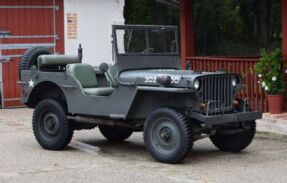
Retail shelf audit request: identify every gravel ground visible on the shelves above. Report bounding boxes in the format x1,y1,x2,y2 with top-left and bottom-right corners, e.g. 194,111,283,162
0,108,287,183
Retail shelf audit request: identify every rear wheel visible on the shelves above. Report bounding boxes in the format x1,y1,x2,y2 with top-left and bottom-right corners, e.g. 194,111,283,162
144,108,192,164
33,99,73,150
99,125,133,142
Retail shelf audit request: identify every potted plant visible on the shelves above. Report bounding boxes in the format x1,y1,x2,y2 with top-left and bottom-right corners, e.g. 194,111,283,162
254,48,285,114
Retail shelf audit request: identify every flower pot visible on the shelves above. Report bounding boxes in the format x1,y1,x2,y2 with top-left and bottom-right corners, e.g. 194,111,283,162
267,95,283,114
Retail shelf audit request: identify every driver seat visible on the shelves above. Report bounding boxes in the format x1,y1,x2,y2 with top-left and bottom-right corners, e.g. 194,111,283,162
66,63,114,96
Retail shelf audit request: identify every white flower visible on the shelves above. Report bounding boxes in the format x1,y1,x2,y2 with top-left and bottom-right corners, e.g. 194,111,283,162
258,74,262,78
285,69,287,74
265,86,269,91
272,76,277,81
261,81,266,87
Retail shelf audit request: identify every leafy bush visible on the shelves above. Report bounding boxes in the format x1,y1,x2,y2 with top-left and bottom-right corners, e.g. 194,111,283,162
254,49,284,95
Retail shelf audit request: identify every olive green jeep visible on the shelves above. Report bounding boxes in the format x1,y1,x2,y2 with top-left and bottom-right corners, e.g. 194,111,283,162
19,25,262,164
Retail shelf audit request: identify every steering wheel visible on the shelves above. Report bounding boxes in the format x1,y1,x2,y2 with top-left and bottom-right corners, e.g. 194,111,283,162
141,48,155,54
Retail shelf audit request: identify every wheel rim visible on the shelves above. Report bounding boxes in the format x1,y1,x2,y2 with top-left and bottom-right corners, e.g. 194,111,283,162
150,117,180,155
39,111,60,138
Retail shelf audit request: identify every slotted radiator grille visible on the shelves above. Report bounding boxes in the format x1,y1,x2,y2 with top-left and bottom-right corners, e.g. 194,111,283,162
200,76,234,111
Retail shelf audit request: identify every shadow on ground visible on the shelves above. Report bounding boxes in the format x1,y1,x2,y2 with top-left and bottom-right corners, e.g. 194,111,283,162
77,137,253,165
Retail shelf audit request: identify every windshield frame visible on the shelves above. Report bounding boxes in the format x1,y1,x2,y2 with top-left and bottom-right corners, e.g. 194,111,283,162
112,25,180,56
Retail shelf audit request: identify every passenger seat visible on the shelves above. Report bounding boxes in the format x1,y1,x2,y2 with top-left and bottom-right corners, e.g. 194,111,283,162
66,63,114,96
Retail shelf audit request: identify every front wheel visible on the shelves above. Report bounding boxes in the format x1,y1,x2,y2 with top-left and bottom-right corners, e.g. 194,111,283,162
33,99,73,150
210,121,256,152
144,108,192,164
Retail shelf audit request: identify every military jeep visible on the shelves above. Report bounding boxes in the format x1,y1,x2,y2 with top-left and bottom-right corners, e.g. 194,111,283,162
19,25,262,164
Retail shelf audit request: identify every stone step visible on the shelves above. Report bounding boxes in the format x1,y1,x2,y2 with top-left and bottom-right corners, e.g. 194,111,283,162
257,113,287,135
263,113,287,120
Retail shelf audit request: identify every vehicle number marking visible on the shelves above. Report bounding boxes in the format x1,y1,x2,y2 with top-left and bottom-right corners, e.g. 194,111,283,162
144,76,157,83
144,75,181,84
171,77,180,84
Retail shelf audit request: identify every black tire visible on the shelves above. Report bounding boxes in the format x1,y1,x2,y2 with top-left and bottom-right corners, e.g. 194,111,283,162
144,108,192,164
99,125,133,142
32,99,73,150
210,121,256,152
19,47,51,79
210,100,256,152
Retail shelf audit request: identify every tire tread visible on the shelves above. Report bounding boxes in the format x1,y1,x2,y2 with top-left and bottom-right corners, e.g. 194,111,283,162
32,99,73,150
210,121,256,152
144,107,193,164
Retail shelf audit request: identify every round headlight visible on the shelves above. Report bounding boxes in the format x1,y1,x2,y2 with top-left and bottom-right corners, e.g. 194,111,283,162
231,77,237,87
194,79,200,90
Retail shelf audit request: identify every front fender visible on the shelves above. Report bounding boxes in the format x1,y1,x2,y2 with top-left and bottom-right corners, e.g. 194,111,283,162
125,86,196,119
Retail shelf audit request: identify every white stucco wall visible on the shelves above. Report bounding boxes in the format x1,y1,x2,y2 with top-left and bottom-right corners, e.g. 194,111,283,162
64,0,125,66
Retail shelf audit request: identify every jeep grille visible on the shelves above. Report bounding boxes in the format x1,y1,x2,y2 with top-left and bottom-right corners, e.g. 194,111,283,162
199,75,234,113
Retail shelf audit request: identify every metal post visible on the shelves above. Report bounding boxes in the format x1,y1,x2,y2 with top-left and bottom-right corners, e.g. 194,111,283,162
0,39,3,108
180,0,195,69
53,0,57,53
282,0,287,111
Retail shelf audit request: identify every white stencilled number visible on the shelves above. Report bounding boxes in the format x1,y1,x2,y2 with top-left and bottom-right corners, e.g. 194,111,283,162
144,75,181,84
171,77,180,84
144,76,157,83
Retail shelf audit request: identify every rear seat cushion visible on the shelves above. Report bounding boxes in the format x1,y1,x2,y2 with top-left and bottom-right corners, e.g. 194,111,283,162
38,55,80,66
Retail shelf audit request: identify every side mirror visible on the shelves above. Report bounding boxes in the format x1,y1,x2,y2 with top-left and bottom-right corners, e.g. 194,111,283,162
99,63,109,73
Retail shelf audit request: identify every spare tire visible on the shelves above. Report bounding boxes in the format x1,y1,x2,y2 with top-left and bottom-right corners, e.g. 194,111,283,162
19,47,52,80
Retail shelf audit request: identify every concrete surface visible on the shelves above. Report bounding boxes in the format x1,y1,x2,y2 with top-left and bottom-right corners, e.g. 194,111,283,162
0,108,287,183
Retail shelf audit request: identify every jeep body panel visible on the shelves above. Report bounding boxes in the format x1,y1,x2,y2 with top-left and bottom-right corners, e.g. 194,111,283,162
118,69,241,88
21,69,196,120
21,70,136,119
21,68,261,124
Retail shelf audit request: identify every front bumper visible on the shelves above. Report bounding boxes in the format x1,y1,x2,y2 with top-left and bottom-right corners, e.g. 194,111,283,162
190,111,262,127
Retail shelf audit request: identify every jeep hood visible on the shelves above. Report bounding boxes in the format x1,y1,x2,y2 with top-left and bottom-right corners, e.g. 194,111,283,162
118,69,239,88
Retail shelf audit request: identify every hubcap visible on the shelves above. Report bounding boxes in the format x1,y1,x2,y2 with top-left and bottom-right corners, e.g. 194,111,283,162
151,117,180,154
40,112,60,137
159,127,172,143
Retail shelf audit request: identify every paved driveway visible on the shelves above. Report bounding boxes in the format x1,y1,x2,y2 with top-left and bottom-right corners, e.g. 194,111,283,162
0,108,287,183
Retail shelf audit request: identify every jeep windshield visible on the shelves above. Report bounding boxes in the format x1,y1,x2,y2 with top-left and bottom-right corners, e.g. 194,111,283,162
112,25,181,72
114,25,179,55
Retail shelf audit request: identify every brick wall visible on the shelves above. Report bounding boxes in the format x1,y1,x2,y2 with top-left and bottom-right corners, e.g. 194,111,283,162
67,13,77,39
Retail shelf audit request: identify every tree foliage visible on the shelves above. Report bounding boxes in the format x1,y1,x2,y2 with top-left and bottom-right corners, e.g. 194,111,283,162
124,0,281,56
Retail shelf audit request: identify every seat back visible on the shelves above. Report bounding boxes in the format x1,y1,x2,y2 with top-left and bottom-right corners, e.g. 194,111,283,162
106,64,117,87
66,64,98,88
